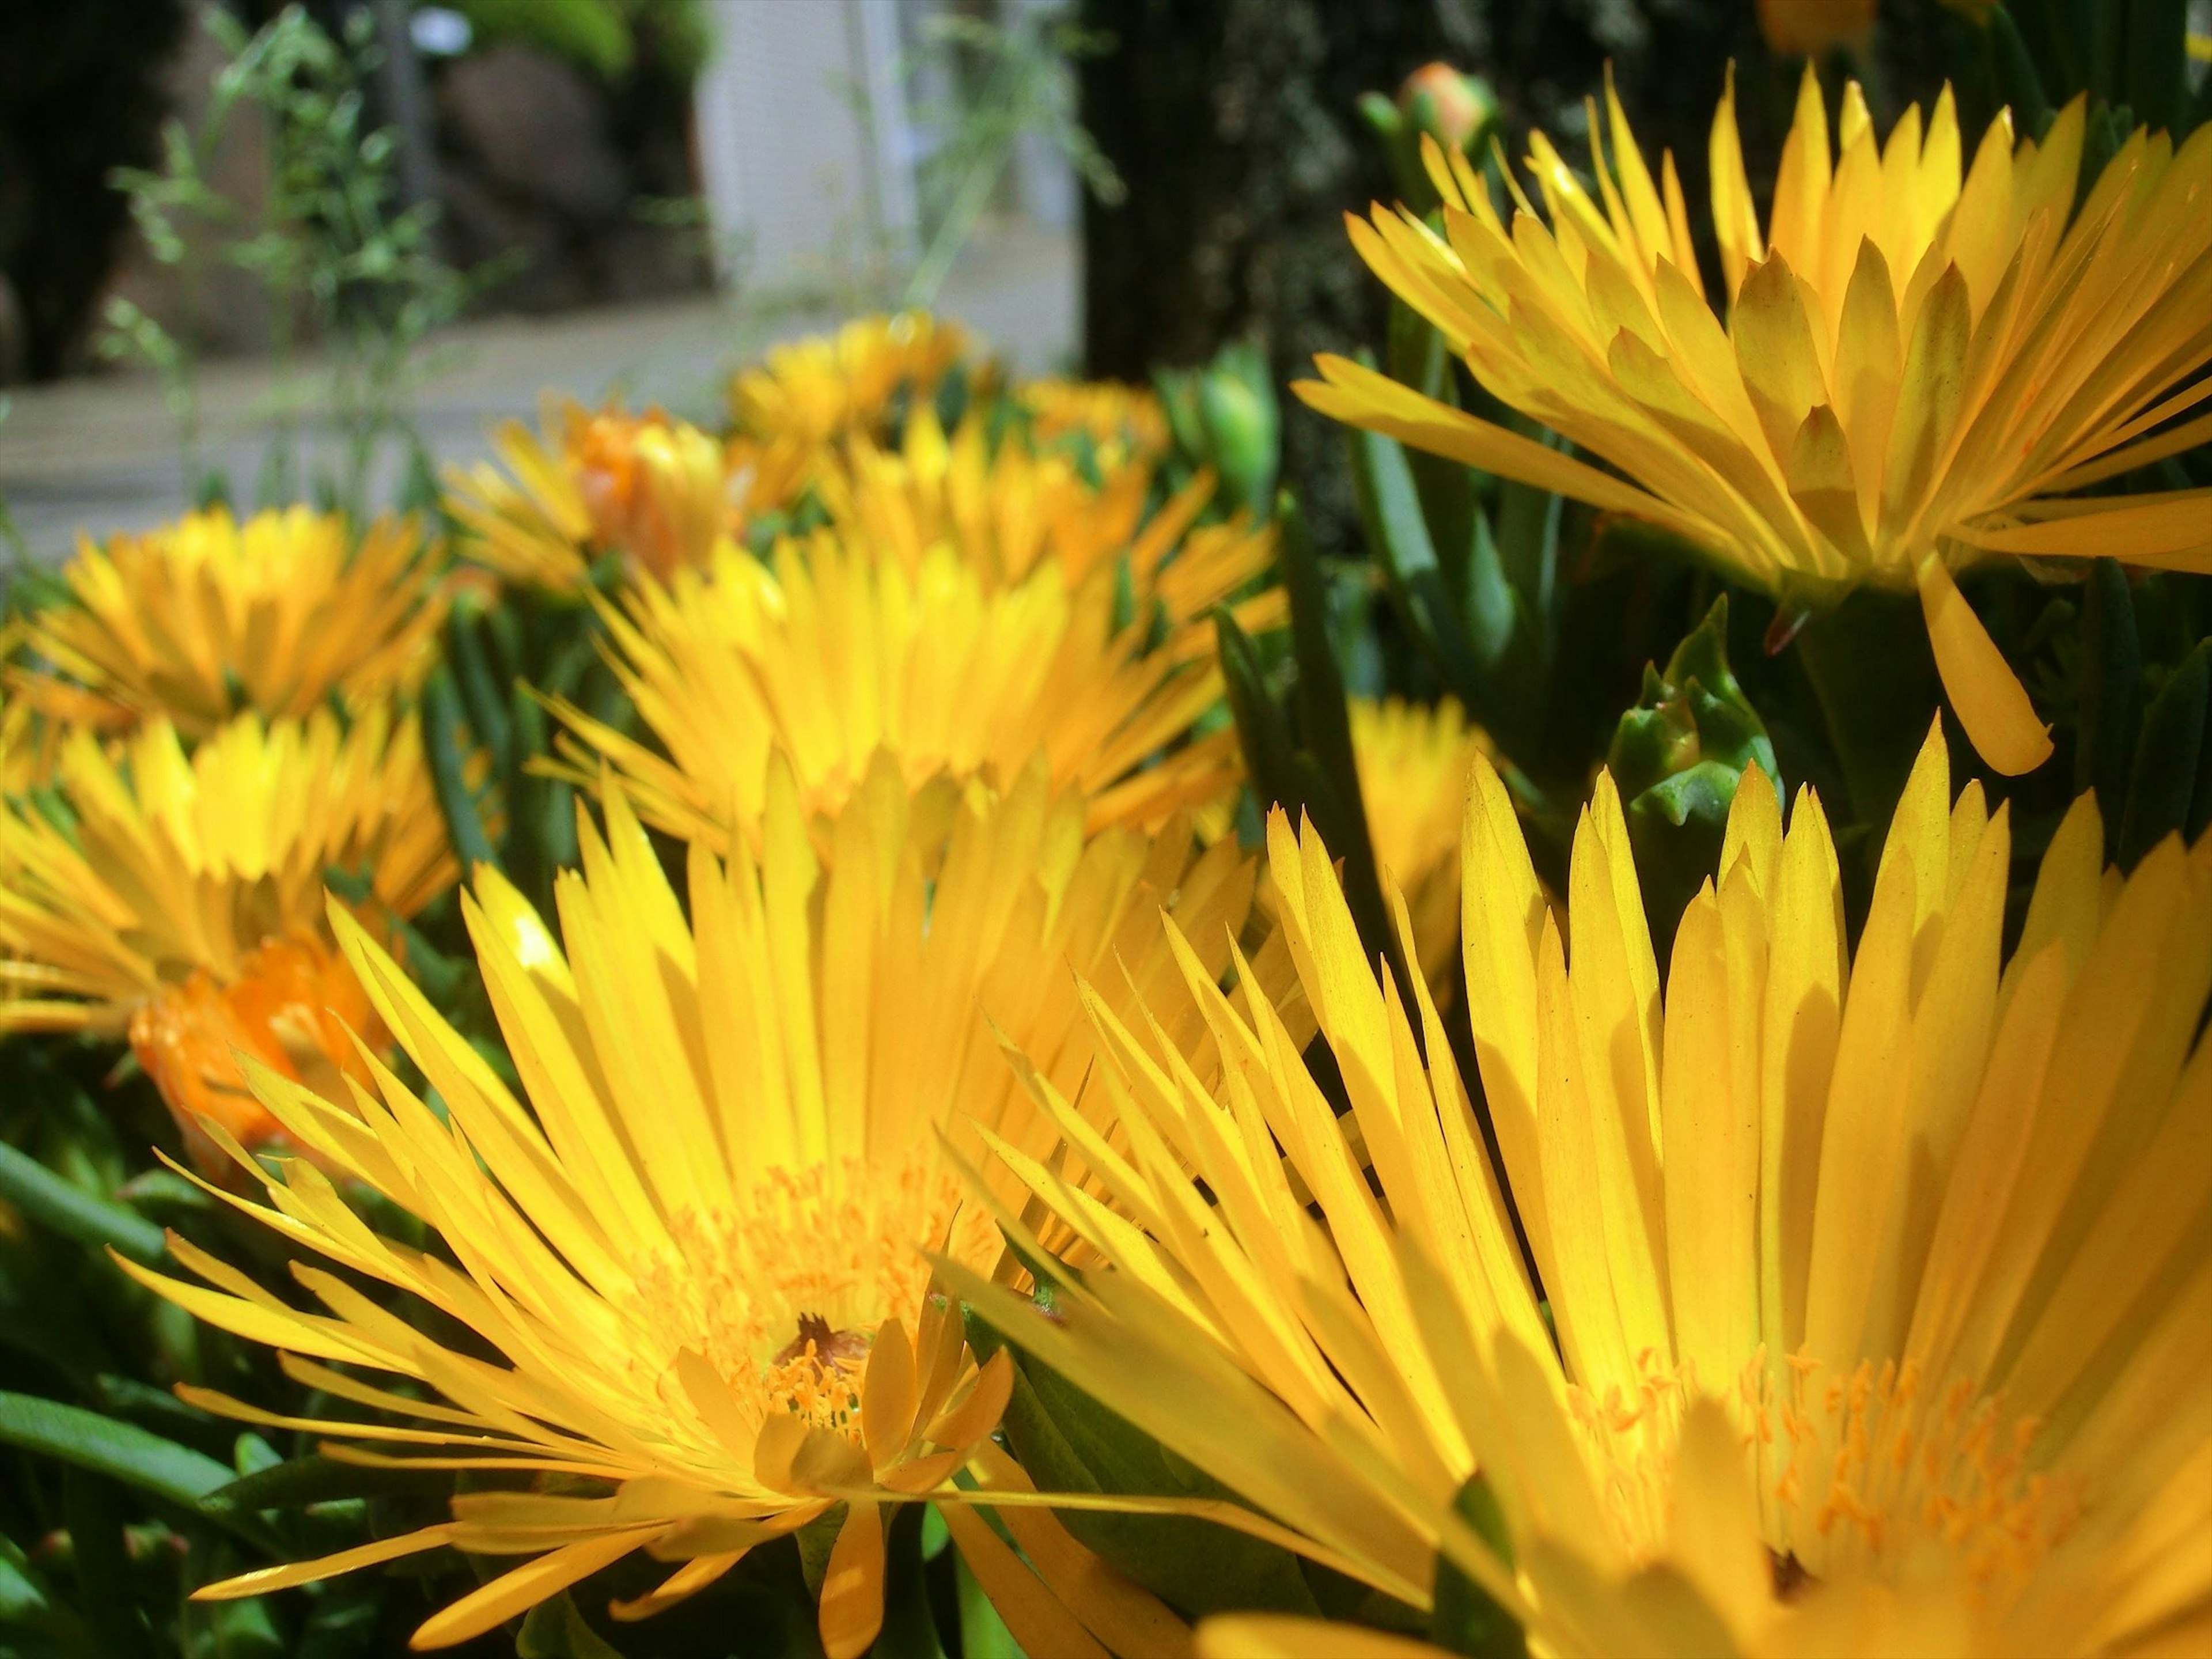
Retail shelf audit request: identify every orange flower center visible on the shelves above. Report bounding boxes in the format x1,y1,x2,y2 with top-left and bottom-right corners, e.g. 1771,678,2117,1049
1566,1350,2083,1614
628,1149,993,1437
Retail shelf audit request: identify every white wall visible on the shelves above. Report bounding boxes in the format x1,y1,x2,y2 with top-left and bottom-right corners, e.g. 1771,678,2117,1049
691,0,922,294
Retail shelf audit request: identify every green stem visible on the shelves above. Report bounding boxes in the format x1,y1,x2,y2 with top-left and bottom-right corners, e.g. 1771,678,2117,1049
1790,589,1941,846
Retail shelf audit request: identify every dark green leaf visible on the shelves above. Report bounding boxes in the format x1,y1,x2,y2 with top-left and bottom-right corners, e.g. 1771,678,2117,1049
63,1469,150,1657
2118,638,2210,868
0,1533,97,1657
953,1550,1021,1659
517,1591,627,1658
1430,1476,1525,1659
422,666,502,877
0,1139,166,1266
967,1312,1321,1620
1345,413,1488,702
1988,6,2053,135
2075,558,2141,853
200,1452,457,1516
1215,607,1301,817
443,610,514,781
0,1391,265,1546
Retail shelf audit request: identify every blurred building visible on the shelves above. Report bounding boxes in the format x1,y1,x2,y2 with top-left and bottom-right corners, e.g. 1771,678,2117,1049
691,0,1077,297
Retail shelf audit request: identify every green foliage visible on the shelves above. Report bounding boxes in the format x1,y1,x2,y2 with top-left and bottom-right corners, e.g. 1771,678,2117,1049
1357,63,1502,217
99,5,505,517
900,7,1123,312
965,1304,1324,1620
1429,1478,1524,1659
1976,0,2207,136
1607,597,1779,946
1157,340,1279,520
450,0,711,84
1217,495,1412,999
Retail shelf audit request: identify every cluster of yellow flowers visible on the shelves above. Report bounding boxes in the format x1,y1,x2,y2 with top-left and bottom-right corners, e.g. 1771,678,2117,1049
0,311,1312,1653
1,61,2206,1659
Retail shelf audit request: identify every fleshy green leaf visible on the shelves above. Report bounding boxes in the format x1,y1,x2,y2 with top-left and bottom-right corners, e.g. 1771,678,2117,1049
0,1391,264,1546
0,1140,166,1266
2119,638,2210,868
1430,1476,1525,1659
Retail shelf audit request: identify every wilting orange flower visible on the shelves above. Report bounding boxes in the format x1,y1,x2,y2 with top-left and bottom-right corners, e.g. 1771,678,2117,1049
129,935,387,1176
1758,0,1876,55
9,506,444,736
0,707,456,1036
447,399,806,592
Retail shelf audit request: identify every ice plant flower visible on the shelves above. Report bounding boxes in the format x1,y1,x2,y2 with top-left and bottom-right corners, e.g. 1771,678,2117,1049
951,722,2212,1656
1350,694,1493,988
9,506,444,736
0,707,455,1035
446,399,806,592
1300,71,2212,774
815,406,1283,630
548,535,1251,851
0,695,59,796
1018,376,1175,464
730,312,977,448
125,763,1281,1653
0,707,455,1169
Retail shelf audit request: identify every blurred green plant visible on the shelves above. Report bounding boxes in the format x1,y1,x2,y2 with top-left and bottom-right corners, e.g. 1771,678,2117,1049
1607,596,1779,952
900,5,1124,310
1959,0,2212,137
449,0,710,84
1357,61,1501,217
99,5,509,519
1156,339,1279,520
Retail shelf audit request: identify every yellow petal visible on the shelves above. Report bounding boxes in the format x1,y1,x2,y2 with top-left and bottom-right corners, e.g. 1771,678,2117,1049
818,1501,888,1659
409,1529,656,1650
1916,554,2053,775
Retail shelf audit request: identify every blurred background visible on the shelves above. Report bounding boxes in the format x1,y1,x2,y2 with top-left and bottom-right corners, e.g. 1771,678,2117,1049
0,0,2191,556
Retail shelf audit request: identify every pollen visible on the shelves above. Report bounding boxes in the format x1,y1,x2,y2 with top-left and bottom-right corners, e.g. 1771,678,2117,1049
627,1147,991,1438
1561,1350,2082,1618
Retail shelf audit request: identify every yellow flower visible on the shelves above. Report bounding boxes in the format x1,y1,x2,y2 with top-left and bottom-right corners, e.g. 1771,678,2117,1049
447,399,804,592
815,406,1282,630
0,695,62,796
0,707,456,1036
547,535,1249,851
1300,72,2212,774
730,312,978,448
126,763,1279,1653
8,506,444,736
951,721,2212,1656
1350,694,1494,989
1018,376,1174,464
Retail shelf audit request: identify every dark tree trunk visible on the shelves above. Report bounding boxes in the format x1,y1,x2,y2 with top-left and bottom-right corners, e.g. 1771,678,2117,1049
0,2,189,382
1078,0,1467,547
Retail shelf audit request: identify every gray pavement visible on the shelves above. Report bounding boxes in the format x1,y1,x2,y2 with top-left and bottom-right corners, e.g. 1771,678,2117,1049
0,222,1076,560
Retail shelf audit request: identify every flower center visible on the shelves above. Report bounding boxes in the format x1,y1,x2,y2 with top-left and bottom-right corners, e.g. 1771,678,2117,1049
626,1149,990,1438
1565,1351,2084,1615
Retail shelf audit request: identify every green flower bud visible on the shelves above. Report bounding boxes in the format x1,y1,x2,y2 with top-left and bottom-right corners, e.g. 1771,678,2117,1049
1607,595,1778,944
1195,346,1279,516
